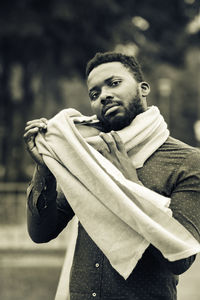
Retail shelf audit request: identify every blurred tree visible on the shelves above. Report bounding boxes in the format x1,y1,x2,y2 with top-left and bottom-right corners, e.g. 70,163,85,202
0,0,199,181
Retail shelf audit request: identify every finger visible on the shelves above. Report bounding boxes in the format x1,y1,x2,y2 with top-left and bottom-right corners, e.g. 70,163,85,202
27,146,45,165
25,122,47,132
98,148,111,159
99,132,117,153
110,131,126,153
40,118,48,123
23,127,39,143
26,137,35,150
26,118,48,126
27,118,48,124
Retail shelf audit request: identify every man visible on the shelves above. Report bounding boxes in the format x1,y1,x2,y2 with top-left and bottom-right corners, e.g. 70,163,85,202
24,52,200,300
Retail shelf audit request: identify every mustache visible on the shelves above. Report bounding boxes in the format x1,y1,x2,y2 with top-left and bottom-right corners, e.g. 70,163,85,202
102,100,122,115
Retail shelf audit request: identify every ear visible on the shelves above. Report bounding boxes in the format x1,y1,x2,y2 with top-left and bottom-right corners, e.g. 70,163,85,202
139,82,150,97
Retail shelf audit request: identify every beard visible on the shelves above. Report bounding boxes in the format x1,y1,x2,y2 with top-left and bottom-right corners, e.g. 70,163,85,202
100,90,146,132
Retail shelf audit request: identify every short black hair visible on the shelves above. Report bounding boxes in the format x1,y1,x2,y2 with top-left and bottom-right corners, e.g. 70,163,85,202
86,51,144,82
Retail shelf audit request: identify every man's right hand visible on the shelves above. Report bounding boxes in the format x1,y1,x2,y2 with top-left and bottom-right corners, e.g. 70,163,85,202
23,118,48,167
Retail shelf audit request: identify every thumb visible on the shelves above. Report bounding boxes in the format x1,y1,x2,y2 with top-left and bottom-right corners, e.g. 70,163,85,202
27,144,45,166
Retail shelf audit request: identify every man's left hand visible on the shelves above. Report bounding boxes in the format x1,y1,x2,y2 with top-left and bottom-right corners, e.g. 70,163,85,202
98,131,141,183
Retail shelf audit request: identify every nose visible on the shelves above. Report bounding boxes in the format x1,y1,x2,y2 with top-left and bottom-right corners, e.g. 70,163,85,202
100,88,114,104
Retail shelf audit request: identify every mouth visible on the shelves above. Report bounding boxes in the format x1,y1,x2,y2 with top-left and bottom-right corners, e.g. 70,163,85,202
103,104,120,117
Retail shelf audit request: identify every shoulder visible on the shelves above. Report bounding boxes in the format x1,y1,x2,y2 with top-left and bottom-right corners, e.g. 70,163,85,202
152,136,200,185
162,136,198,152
160,136,200,161
164,137,200,183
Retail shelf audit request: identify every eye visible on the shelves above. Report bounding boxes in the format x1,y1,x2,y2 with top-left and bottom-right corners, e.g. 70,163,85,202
110,79,121,87
89,91,99,101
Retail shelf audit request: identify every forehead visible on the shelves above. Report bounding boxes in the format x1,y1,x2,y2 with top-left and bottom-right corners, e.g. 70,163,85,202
87,61,135,89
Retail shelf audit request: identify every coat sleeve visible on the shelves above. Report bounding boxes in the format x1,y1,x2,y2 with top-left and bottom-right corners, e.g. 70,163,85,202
150,150,200,274
27,166,75,243
170,150,200,243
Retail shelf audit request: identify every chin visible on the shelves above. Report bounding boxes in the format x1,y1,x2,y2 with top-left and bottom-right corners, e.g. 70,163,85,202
108,115,132,131
100,103,145,131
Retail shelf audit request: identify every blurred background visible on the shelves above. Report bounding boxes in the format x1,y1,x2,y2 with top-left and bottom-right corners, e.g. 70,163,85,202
0,0,200,299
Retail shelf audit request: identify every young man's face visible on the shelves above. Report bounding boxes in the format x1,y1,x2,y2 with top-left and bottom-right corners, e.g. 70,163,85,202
87,61,147,131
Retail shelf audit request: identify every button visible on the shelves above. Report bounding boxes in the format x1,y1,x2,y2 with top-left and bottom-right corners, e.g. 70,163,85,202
95,263,100,268
92,292,97,297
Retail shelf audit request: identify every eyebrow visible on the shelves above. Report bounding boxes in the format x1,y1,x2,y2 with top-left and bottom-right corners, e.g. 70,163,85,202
89,76,119,93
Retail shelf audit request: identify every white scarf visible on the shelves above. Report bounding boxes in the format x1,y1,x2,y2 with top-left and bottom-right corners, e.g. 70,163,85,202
35,106,200,283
